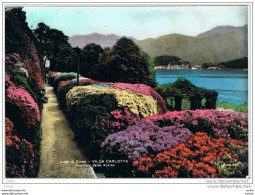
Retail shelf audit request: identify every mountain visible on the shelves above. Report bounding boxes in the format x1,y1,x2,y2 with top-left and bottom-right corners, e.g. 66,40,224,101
68,33,138,48
196,25,247,38
135,26,247,64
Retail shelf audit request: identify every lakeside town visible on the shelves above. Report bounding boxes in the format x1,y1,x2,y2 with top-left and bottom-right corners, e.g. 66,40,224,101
155,63,222,70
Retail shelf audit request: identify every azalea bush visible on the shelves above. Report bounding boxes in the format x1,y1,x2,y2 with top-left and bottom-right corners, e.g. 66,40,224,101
23,33,44,90
102,107,140,133
112,83,167,114
5,118,35,178
133,132,247,178
57,83,75,109
48,72,76,86
101,120,192,177
58,80,71,89
5,74,41,136
70,78,101,86
102,120,192,161
48,71,60,85
66,85,158,118
68,94,118,159
57,78,103,109
213,143,248,178
6,54,43,110
5,53,29,77
53,74,77,93
146,110,248,138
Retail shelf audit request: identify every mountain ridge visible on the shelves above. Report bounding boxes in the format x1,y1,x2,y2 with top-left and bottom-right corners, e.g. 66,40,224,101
196,25,247,38
68,33,138,48
136,25,247,64
68,25,248,64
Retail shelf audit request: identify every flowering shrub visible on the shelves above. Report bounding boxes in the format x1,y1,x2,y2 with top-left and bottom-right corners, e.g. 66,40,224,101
66,85,158,117
113,83,152,96
146,110,248,138
5,117,20,150
53,74,77,93
5,73,40,130
102,120,192,161
133,132,247,178
71,78,101,85
48,71,60,84
5,53,22,67
113,83,167,114
57,83,75,109
49,71,60,76
58,80,70,89
69,94,118,159
213,144,248,178
102,107,140,133
5,53,28,77
58,78,100,90
23,33,43,90
5,118,35,178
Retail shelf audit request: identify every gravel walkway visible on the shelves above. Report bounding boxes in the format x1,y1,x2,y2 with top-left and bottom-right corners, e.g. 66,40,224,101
38,84,96,178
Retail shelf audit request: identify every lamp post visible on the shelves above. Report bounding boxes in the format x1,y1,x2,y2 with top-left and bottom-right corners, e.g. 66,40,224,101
74,47,81,86
77,55,80,86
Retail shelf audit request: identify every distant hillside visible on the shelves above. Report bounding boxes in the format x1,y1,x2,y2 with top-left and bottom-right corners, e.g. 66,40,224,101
68,33,138,48
196,25,247,38
136,26,247,65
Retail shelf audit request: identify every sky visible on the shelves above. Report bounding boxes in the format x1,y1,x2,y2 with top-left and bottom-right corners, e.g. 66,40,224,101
23,6,248,40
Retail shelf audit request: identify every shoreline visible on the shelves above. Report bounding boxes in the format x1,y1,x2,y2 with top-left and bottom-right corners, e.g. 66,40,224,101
155,68,248,71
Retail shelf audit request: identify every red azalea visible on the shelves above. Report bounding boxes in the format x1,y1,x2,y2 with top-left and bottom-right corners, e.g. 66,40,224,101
134,132,247,178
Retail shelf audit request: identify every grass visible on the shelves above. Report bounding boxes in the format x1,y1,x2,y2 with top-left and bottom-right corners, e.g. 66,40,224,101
216,102,248,113
95,172,106,178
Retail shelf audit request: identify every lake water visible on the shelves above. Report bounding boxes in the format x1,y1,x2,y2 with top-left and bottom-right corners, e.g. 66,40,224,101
155,69,248,106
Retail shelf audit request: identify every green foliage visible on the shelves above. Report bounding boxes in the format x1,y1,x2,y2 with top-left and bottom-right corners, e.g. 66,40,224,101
31,126,42,177
95,173,106,178
214,144,248,178
221,57,248,69
189,93,202,110
8,72,43,111
202,57,248,69
92,37,157,87
174,96,182,111
69,94,118,159
80,43,104,78
5,8,32,59
185,118,218,138
205,90,218,109
228,126,248,141
34,23,77,72
216,102,248,113
57,83,75,109
154,55,189,66
140,50,157,87
155,78,217,111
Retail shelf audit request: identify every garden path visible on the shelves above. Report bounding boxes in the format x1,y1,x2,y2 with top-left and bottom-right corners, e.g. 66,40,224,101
38,84,96,178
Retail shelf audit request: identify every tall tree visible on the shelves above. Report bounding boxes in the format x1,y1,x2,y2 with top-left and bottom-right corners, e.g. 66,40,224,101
80,43,104,78
33,23,76,72
92,37,157,87
5,8,35,59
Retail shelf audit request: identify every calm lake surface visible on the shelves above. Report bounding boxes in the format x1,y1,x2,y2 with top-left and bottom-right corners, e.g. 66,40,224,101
155,69,248,106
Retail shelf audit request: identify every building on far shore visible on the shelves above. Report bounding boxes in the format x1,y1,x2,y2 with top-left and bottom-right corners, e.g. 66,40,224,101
154,63,203,70
207,66,221,70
